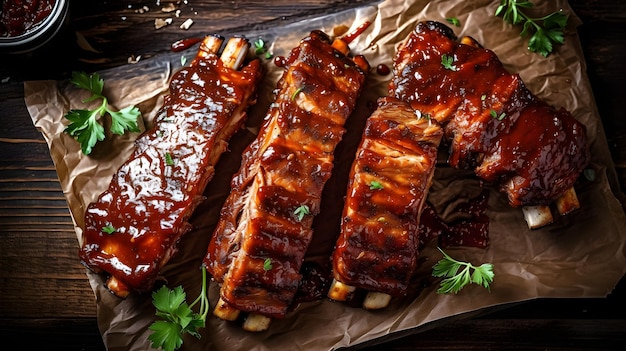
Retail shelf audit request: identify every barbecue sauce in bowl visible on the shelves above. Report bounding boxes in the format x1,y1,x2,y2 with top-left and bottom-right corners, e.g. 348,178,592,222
0,0,69,55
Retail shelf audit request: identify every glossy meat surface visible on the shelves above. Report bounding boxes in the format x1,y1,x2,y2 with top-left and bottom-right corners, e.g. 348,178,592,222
78,38,263,297
204,31,367,318
332,97,443,296
389,21,590,207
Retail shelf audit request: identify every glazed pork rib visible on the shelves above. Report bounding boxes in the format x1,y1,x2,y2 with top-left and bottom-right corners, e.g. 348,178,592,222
78,35,264,298
203,30,369,331
389,21,590,229
328,97,443,309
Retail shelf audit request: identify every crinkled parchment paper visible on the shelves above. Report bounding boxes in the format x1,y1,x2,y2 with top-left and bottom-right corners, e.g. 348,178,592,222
24,0,626,350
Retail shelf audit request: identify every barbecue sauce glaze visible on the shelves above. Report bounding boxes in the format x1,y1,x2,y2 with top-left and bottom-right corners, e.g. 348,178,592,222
390,21,590,207
79,41,263,296
204,30,368,318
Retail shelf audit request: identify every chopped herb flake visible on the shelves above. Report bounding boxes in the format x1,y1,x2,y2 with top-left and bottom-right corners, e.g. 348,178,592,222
102,224,115,234
263,258,272,271
446,17,461,27
490,109,506,120
369,180,384,190
165,152,175,166
441,54,457,71
294,205,310,221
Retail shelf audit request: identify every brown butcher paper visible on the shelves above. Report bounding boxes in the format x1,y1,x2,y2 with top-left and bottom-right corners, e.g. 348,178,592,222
24,0,626,350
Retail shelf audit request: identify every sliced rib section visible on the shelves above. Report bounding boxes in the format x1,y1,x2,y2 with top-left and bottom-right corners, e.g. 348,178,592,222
328,97,443,306
204,30,368,322
390,21,590,227
79,35,264,298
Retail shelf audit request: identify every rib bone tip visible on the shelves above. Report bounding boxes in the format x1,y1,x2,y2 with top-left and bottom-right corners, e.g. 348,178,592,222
327,278,356,301
522,205,554,230
556,187,580,216
363,291,392,310
106,276,130,299
213,297,240,321
220,37,250,70
242,313,271,332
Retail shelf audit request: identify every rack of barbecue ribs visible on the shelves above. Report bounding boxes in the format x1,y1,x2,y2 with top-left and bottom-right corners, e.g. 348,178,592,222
389,21,590,229
203,30,370,331
327,97,443,309
78,34,264,298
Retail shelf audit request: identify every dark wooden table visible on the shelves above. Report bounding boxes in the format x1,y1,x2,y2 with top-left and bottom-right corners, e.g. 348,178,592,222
1,1,624,350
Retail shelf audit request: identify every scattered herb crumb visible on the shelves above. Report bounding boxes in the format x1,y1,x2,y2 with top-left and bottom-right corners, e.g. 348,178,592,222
441,54,457,71
294,204,310,222
369,180,384,190
490,109,506,120
263,258,272,271
446,17,461,26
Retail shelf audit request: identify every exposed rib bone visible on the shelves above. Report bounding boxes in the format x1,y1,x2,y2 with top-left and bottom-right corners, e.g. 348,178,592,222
242,313,272,332
556,186,580,216
363,292,392,310
327,278,356,302
213,297,240,321
105,276,130,299
219,36,250,69
522,205,554,230
196,34,224,59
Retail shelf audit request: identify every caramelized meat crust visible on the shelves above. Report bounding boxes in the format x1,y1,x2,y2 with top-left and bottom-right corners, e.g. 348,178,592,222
204,30,368,318
332,97,443,296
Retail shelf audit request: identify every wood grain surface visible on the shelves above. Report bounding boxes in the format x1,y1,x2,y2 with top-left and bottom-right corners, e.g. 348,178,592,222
0,1,624,350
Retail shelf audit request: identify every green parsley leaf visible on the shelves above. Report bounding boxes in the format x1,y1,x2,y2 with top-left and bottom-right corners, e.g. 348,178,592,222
101,224,116,234
148,267,210,351
495,0,568,57
63,71,141,155
263,258,273,271
441,54,457,71
64,109,106,155
446,17,461,27
369,180,384,190
432,247,494,294
294,204,310,222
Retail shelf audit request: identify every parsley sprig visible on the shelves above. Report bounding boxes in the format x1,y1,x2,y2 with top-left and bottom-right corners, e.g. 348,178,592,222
495,0,568,57
63,71,141,155
148,267,210,351
432,247,494,294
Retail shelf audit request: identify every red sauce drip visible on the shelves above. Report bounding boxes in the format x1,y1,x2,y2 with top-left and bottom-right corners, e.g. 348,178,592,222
170,37,203,52
273,55,287,68
376,63,390,75
419,189,490,250
0,0,55,37
341,21,371,44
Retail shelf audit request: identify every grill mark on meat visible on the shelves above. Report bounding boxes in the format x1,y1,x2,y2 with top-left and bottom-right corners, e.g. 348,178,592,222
204,30,368,318
331,97,443,298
